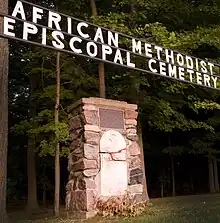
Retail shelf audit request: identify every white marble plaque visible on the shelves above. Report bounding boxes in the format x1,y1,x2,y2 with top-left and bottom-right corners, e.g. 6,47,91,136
100,154,128,196
100,130,128,197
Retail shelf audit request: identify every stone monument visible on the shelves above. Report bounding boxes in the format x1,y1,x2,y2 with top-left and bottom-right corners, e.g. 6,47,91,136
66,97,144,218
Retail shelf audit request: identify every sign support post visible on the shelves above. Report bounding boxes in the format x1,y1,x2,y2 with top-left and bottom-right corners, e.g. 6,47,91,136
0,0,8,222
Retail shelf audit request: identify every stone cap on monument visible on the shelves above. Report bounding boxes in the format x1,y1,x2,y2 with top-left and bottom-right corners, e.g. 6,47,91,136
67,97,138,113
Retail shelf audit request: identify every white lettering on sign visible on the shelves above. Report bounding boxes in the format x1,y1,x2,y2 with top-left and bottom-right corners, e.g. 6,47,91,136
208,62,214,75
48,11,61,30
2,0,220,90
23,22,38,40
94,27,104,43
165,49,174,64
114,49,123,65
12,1,26,20
200,60,207,73
77,22,89,39
4,17,15,37
126,52,135,68
155,45,163,60
108,31,119,47
42,27,47,45
67,17,72,34
102,45,112,60
168,64,177,78
149,59,157,73
178,67,185,80
212,76,217,88
204,74,211,87
69,37,82,54
52,31,64,49
160,62,166,76
186,56,193,69
145,43,152,58
132,39,142,54
86,42,98,57
187,69,194,82
32,7,43,23
177,53,184,66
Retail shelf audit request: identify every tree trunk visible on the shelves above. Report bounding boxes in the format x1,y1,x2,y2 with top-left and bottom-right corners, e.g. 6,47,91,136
54,52,60,217
99,63,106,98
137,117,149,201
90,0,97,16
189,173,194,194
90,0,106,98
171,155,176,196
27,74,39,212
0,0,9,221
43,183,46,207
213,157,219,192
208,158,215,193
161,182,164,198
27,138,39,211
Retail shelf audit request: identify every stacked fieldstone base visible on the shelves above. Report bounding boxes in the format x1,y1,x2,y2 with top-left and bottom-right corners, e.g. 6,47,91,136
66,97,144,219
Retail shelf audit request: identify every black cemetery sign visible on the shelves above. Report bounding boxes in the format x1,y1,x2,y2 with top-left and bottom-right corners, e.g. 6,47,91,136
1,0,220,90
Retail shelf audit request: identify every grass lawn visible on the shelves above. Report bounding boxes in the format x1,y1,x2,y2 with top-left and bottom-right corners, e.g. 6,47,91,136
9,193,220,223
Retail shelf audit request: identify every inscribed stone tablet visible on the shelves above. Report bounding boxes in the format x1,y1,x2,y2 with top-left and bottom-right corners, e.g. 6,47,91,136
99,108,124,129
100,154,128,197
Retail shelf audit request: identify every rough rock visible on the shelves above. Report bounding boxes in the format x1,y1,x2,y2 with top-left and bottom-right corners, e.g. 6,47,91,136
127,134,138,141
78,178,96,190
83,104,98,111
69,190,96,211
83,110,99,126
128,142,140,156
126,128,137,135
83,169,99,177
111,150,126,161
83,144,99,160
130,168,142,176
73,159,98,172
126,125,136,129
84,124,100,133
129,155,141,169
128,184,143,194
69,116,83,130
70,138,83,151
130,174,143,185
84,131,100,145
132,194,144,203
125,119,137,126
125,110,138,119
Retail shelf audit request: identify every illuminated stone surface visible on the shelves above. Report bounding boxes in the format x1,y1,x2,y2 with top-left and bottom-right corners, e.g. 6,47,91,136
66,97,143,219
100,153,128,196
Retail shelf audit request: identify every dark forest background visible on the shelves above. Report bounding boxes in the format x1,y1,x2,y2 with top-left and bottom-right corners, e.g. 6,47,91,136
6,0,220,213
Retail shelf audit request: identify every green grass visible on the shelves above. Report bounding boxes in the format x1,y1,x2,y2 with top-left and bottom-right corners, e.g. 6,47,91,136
120,193,220,223
9,193,220,223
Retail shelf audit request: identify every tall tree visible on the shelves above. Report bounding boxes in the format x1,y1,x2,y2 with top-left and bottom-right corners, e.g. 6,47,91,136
27,73,39,212
137,118,150,201
0,0,9,221
90,0,106,98
54,52,61,217
208,158,215,193
170,155,176,196
213,156,219,191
